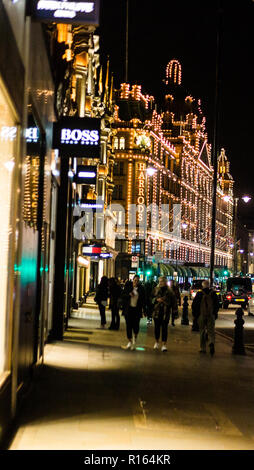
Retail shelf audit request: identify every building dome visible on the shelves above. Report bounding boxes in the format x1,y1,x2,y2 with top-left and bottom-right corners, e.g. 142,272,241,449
162,60,204,127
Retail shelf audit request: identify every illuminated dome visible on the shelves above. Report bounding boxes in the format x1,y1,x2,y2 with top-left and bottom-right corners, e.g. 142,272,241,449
162,60,204,127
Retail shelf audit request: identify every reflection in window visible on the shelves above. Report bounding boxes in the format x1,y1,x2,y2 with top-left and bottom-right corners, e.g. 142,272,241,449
23,155,40,229
0,80,17,375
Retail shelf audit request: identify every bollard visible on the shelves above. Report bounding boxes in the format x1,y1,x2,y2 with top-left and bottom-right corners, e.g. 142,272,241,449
232,307,246,355
181,296,189,325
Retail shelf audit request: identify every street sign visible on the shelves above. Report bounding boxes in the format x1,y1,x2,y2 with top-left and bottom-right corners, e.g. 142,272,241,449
79,199,104,212
131,256,139,268
75,165,97,185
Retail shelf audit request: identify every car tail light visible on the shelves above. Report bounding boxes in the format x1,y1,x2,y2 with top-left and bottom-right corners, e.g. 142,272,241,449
248,296,251,300
226,295,232,300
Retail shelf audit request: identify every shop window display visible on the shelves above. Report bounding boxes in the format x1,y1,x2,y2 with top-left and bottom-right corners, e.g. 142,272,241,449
0,79,18,376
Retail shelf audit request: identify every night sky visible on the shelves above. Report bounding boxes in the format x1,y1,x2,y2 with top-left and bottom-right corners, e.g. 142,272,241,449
98,0,254,226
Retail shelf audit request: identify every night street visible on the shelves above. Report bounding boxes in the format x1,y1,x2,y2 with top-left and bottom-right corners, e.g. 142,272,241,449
1,0,254,455
8,301,254,450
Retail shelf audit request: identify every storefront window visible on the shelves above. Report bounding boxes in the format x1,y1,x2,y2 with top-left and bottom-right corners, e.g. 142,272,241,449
0,79,18,376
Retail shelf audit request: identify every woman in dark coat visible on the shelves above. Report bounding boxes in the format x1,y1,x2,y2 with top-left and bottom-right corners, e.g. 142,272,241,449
121,275,145,350
152,276,178,351
108,278,122,330
94,276,109,328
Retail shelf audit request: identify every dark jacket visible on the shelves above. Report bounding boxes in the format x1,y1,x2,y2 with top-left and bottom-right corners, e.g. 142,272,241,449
144,280,157,315
171,284,181,306
152,285,178,320
109,283,122,309
121,281,145,317
192,288,220,319
94,282,109,304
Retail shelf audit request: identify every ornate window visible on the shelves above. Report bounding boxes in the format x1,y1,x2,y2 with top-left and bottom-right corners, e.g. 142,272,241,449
119,137,125,150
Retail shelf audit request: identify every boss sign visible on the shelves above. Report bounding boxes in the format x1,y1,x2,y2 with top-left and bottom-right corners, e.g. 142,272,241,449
61,128,99,145
53,117,101,157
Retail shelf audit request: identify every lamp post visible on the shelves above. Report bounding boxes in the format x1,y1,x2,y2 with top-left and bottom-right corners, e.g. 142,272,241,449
210,0,223,286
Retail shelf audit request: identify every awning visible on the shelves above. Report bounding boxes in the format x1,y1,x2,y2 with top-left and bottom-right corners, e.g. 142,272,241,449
203,267,210,278
172,265,185,278
159,264,168,276
166,265,175,276
198,268,206,278
159,264,174,277
190,267,198,277
179,266,189,277
184,267,193,277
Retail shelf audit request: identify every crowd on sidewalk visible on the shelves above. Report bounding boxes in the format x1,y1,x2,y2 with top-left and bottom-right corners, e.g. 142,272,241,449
94,274,220,356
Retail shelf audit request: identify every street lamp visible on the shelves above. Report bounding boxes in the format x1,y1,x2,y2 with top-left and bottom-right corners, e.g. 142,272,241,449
242,196,251,203
146,167,157,177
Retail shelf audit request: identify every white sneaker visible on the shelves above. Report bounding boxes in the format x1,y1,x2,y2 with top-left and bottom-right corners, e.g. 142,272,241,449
161,345,167,352
125,341,132,350
154,342,159,349
131,339,136,350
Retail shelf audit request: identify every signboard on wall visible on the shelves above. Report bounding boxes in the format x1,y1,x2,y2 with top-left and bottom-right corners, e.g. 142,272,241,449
75,165,97,185
53,116,101,158
29,0,100,25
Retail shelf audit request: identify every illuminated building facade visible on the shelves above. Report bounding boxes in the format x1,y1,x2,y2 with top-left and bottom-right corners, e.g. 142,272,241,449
112,61,234,280
51,23,117,317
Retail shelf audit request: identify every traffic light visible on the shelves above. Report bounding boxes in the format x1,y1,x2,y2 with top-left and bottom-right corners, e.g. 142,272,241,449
146,270,152,277
223,269,229,276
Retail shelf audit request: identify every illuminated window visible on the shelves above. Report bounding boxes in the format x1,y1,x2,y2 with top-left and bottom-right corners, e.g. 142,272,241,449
119,137,125,150
0,78,18,376
113,137,118,150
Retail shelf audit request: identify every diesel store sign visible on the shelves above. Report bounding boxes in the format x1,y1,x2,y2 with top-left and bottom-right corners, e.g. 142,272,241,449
29,1,100,25
53,116,101,158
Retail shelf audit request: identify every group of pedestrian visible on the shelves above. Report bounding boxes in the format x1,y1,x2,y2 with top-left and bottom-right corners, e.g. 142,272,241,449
94,275,220,355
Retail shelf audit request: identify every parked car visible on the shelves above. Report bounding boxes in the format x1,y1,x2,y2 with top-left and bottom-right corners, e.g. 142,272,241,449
222,277,253,310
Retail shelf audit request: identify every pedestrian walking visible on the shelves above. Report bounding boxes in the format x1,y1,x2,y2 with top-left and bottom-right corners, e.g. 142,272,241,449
152,276,178,352
121,274,145,350
108,277,122,330
144,279,157,325
192,280,220,356
170,280,181,326
94,276,109,328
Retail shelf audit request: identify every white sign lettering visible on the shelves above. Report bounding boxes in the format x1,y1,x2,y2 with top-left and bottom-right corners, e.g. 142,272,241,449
78,171,96,178
26,127,39,143
61,128,99,145
37,1,95,17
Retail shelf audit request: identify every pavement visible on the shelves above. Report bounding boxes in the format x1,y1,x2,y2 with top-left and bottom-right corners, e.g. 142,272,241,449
7,297,254,451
